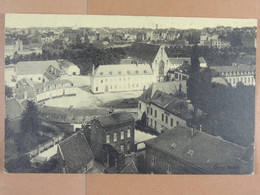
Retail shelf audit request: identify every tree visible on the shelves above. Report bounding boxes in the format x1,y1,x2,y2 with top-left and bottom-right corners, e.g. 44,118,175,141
5,85,13,98
21,100,41,134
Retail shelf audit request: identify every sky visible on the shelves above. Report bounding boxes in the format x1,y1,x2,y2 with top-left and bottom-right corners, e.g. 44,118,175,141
5,13,257,29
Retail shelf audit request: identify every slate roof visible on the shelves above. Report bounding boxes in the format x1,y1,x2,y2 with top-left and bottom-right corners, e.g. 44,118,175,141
169,57,206,66
127,43,161,64
33,79,73,93
145,125,250,174
97,112,134,127
58,132,94,173
15,60,60,75
139,80,187,102
5,98,25,120
210,65,256,74
93,63,153,77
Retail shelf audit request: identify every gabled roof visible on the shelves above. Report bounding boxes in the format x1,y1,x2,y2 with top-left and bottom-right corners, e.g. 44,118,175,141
93,63,153,77
58,60,79,69
97,112,134,128
145,125,250,174
127,43,161,64
15,60,60,75
5,98,25,120
58,132,94,173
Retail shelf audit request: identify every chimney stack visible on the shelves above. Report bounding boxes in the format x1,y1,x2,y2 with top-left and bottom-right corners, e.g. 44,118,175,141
199,124,202,132
92,65,95,76
191,125,196,137
24,90,28,100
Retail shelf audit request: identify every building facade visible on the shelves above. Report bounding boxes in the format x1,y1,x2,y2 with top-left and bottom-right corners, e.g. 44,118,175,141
91,63,156,93
90,112,135,164
210,65,256,87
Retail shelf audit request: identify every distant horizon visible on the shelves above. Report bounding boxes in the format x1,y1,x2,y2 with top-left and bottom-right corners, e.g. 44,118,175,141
6,14,257,30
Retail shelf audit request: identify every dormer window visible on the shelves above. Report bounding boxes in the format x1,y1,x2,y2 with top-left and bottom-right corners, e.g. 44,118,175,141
171,143,177,149
188,150,194,156
144,70,147,73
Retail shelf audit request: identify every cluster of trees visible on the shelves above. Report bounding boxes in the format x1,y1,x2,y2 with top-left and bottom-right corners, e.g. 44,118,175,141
187,45,255,147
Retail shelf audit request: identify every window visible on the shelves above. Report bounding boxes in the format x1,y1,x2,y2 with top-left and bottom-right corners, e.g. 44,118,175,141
38,77,41,80
144,70,147,73
161,114,164,122
147,107,149,113
150,118,153,127
96,87,98,92
118,71,121,75
150,108,153,115
171,118,173,127
127,129,131,138
106,135,110,143
101,80,103,83
113,133,117,142
100,72,103,75
166,163,171,174
154,110,157,118
151,156,156,167
121,131,124,140
248,77,250,83
154,121,157,129
139,103,142,110
135,70,139,74
120,145,124,152
127,70,130,74
109,71,112,75
165,115,168,124
176,121,179,125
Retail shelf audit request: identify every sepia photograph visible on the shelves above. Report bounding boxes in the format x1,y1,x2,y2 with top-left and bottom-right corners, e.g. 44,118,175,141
4,13,257,174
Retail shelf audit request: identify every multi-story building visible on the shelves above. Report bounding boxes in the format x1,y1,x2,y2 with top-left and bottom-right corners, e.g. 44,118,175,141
144,125,253,174
138,90,202,133
90,112,135,165
90,63,156,94
210,65,256,87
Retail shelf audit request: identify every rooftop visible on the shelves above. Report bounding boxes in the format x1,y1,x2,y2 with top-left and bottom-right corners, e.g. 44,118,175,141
93,63,153,77
127,43,161,64
210,65,256,73
145,125,251,174
5,98,25,120
58,132,94,173
97,112,134,127
15,60,60,75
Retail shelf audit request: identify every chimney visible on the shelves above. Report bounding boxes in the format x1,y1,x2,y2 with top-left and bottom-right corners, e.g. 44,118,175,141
199,124,202,132
92,65,95,76
24,90,28,100
191,125,196,137
143,86,146,100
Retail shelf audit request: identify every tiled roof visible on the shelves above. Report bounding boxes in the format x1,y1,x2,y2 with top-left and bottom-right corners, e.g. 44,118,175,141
93,63,153,77
210,65,256,73
15,60,60,75
145,125,250,174
58,132,94,173
5,98,25,120
127,43,161,64
97,112,134,127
